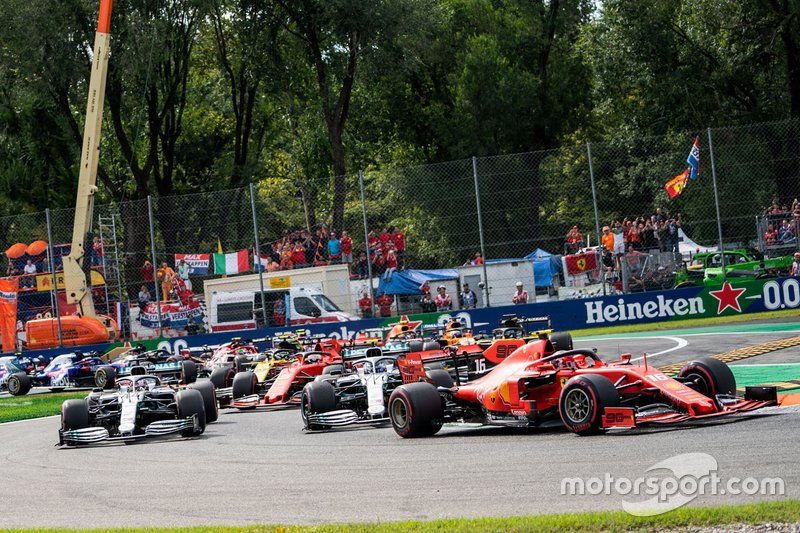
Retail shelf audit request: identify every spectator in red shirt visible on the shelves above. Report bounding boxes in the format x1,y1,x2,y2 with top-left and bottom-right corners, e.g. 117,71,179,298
358,292,373,318
140,260,155,295
340,230,353,264
764,224,778,246
392,227,405,267
473,251,484,265
367,231,380,257
377,291,394,317
372,248,386,274
292,243,307,268
378,228,392,253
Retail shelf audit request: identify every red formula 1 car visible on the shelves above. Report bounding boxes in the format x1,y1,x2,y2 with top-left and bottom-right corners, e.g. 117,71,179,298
388,339,777,438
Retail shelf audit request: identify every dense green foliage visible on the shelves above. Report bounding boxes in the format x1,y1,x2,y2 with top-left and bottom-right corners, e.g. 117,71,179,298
1,0,799,262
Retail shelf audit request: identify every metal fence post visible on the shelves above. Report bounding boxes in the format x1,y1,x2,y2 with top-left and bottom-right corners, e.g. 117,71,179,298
587,143,607,296
45,209,63,348
472,157,491,307
358,171,375,308
250,183,267,326
707,128,726,282
147,195,163,334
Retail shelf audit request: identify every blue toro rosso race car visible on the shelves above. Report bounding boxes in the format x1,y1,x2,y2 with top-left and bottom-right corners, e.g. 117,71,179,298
5,352,108,396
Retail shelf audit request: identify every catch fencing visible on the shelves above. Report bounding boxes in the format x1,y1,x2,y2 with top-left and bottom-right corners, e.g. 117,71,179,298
4,117,799,345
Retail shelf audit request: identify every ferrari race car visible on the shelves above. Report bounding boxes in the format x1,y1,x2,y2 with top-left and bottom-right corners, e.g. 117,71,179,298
301,351,405,430
58,374,217,446
5,352,107,396
387,338,777,438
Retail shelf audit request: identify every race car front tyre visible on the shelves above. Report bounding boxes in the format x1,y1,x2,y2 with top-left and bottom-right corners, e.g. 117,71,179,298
176,389,206,437
7,373,31,396
301,380,337,430
559,374,620,436
678,357,736,398
550,332,574,351
61,399,90,431
188,381,219,423
426,368,454,388
389,382,443,438
232,371,257,400
94,366,116,389
181,361,198,385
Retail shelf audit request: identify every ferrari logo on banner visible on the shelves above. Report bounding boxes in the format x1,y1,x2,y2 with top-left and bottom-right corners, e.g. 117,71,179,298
665,169,689,199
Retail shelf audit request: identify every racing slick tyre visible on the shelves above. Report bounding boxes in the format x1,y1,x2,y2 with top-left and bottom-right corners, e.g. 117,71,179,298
559,374,620,436
209,366,235,392
424,361,444,371
678,357,736,398
7,373,31,396
550,332,574,351
181,360,198,385
234,355,249,374
94,366,116,389
301,380,337,430
188,381,219,423
61,399,90,431
426,368,454,388
422,341,441,351
322,364,344,375
389,382,444,438
176,389,206,437
232,371,257,401
407,341,424,353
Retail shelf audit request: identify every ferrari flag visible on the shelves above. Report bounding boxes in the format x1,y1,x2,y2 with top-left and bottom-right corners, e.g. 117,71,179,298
687,136,700,180
565,251,598,275
213,250,249,275
665,169,689,199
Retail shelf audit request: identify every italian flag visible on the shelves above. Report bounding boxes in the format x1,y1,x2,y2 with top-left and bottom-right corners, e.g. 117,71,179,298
214,250,249,275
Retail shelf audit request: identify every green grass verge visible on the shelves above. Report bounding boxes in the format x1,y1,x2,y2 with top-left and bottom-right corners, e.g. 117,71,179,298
4,499,799,532
0,392,86,424
569,308,800,338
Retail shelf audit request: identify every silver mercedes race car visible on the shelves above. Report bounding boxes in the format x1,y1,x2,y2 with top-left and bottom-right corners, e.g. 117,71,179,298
57,374,217,446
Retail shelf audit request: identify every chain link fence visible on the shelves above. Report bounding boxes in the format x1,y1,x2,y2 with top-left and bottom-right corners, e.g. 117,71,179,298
2,117,799,347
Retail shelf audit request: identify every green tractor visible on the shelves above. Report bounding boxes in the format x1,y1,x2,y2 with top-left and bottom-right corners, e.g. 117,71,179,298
675,249,793,288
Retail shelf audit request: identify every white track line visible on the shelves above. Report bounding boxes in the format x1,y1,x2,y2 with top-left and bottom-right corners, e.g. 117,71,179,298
0,415,58,426
630,336,688,362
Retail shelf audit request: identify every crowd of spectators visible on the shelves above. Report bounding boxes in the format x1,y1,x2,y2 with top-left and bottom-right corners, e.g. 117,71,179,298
259,225,406,281
762,198,799,246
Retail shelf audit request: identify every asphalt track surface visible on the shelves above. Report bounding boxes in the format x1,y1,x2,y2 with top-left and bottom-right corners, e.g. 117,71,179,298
2,323,800,528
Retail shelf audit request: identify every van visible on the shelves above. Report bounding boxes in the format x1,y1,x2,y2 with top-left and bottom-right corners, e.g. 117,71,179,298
209,287,357,332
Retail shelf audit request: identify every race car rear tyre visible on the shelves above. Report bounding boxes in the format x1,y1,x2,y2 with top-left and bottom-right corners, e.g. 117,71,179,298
422,341,441,351
301,380,337,430
94,366,116,389
407,341,424,353
426,369,454,388
678,357,736,398
7,373,31,396
209,367,235,389
61,399,90,431
232,371,257,400
550,332,574,351
389,382,443,438
188,381,219,423
176,389,206,437
181,361,198,385
234,355,249,373
322,364,344,375
559,374,620,436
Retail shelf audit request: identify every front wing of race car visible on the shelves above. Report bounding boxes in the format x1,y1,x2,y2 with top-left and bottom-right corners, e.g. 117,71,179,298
57,415,202,446
601,387,777,429
305,409,389,428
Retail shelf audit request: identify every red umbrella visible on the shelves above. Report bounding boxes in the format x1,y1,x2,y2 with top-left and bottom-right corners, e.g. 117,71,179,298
6,243,28,259
26,240,49,256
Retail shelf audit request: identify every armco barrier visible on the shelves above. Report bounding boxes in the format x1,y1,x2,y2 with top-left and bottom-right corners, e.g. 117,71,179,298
11,277,800,361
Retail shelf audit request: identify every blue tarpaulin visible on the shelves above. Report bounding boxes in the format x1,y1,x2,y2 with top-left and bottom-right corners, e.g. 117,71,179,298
377,268,459,295
486,249,562,288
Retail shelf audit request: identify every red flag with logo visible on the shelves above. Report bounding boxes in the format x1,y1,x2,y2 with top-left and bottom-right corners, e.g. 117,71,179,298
665,169,689,199
0,278,19,353
565,251,598,275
